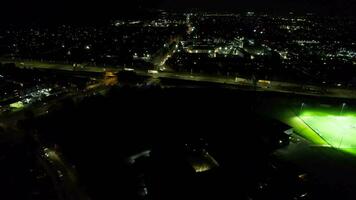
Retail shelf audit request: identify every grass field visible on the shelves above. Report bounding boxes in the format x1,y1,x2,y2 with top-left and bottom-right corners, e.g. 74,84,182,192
274,104,356,155
257,97,356,155
298,110,356,154
264,100,356,155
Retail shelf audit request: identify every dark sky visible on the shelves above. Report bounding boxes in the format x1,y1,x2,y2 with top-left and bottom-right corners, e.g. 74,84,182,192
1,0,355,22
162,0,355,13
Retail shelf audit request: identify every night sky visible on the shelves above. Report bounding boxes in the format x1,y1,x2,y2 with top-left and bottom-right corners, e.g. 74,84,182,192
1,0,355,22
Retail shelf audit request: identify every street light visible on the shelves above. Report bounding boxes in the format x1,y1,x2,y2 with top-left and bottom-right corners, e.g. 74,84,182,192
340,103,346,115
300,102,305,115
337,103,347,148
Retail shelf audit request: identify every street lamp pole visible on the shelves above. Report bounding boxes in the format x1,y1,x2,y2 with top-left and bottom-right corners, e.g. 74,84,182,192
340,103,346,115
300,103,305,116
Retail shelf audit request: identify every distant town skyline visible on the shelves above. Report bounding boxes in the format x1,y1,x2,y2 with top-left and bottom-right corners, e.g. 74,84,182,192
1,0,355,22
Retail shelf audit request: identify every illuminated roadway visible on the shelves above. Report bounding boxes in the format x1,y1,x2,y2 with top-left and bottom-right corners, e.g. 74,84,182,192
40,147,90,200
2,59,356,99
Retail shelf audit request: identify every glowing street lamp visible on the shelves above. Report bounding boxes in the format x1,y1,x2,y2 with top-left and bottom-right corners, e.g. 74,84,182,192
340,103,346,115
338,104,347,148
300,103,305,115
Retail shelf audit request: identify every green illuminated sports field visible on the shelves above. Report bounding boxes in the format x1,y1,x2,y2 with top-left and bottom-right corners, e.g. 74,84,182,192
287,109,356,155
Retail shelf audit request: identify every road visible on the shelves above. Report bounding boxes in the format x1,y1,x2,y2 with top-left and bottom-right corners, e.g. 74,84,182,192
2,59,356,99
40,147,89,200
151,36,181,72
0,73,108,200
